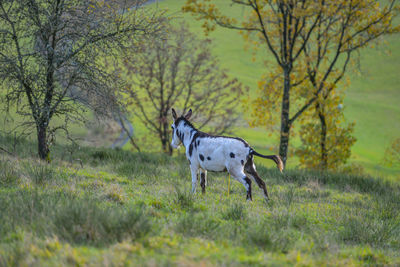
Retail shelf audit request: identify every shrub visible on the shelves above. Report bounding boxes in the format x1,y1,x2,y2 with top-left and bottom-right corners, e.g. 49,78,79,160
173,187,195,211
175,212,220,239
0,190,151,246
24,162,55,185
0,160,19,186
222,203,247,221
246,219,303,253
54,199,151,245
337,211,399,248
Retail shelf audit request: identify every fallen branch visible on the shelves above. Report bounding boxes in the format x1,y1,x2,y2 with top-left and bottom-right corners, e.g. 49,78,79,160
0,146,13,155
117,112,141,152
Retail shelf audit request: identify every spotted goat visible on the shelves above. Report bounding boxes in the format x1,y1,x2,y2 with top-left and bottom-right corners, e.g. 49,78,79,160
170,108,283,201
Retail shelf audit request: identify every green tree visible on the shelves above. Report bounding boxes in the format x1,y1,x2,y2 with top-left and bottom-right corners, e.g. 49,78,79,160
296,92,356,171
0,0,163,160
384,138,400,168
183,0,400,167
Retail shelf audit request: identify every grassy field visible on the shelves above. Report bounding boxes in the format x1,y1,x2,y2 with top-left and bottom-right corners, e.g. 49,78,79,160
1,134,400,266
1,2,399,266
141,0,400,178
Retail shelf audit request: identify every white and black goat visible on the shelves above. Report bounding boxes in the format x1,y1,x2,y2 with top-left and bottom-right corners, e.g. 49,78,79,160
170,108,283,201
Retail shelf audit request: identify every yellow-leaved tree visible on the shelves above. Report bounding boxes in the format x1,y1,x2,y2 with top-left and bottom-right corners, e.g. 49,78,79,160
384,138,400,168
183,0,400,168
296,91,357,171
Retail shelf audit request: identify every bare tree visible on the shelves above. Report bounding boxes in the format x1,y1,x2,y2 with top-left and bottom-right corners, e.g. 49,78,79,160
120,25,244,154
0,0,163,160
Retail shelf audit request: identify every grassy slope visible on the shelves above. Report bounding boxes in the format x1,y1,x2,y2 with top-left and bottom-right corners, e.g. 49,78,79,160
1,135,400,266
146,0,400,178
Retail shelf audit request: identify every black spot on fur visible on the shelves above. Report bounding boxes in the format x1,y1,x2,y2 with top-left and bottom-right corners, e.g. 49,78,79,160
241,160,244,165
207,156,211,160
189,143,193,157
177,130,184,142
199,154,204,161
230,152,235,158
197,140,200,146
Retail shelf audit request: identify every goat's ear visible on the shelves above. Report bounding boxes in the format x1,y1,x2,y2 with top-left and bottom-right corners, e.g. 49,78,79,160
184,109,192,120
171,108,177,120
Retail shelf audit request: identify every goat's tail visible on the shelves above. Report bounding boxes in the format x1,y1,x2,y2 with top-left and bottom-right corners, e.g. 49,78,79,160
250,149,284,173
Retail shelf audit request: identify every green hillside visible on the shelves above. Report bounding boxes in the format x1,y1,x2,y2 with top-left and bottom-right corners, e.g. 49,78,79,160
147,0,400,178
1,135,399,266
0,0,398,178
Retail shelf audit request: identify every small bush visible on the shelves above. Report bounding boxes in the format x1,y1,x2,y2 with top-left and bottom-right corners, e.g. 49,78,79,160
117,161,161,178
246,219,302,253
0,233,30,267
0,190,151,246
0,160,19,186
91,150,111,161
245,222,273,250
104,184,125,204
24,163,55,185
222,203,247,221
173,187,194,210
176,212,220,239
54,199,151,245
338,212,399,248
0,190,61,238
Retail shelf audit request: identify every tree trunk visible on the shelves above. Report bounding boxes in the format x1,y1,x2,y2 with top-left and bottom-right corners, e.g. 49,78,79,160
168,139,173,155
161,137,173,155
279,67,292,167
317,104,328,170
161,114,173,155
160,129,168,154
37,124,50,161
161,138,167,153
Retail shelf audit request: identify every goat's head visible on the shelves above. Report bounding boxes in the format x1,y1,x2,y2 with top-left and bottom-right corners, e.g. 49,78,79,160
170,108,192,149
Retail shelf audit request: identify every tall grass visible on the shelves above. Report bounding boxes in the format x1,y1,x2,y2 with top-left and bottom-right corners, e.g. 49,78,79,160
0,133,399,265
0,190,151,246
0,160,19,187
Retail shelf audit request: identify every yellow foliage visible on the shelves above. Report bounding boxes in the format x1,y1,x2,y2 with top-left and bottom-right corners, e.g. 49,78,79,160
296,90,357,171
183,0,399,164
384,138,400,168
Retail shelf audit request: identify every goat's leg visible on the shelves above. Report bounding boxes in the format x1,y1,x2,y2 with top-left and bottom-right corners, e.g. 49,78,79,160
200,169,207,194
230,168,252,201
245,159,269,201
190,165,199,194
